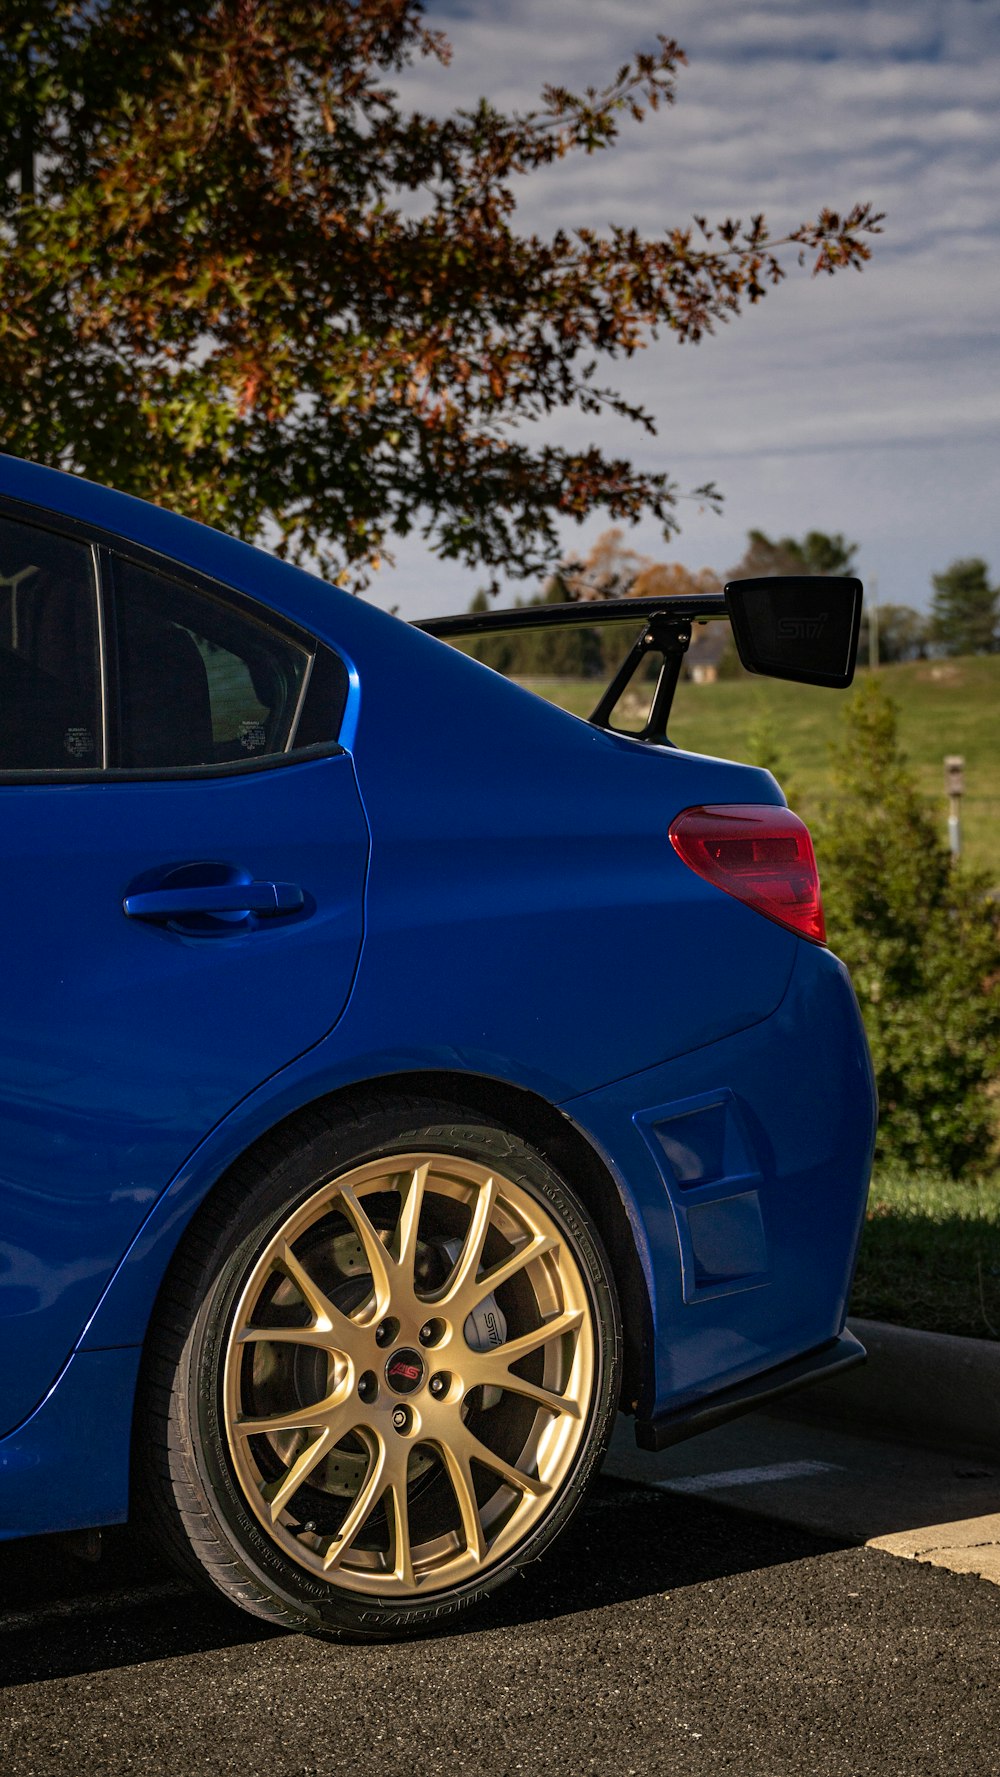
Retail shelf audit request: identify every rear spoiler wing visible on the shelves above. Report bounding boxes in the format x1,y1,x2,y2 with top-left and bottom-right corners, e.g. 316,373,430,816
416,576,863,744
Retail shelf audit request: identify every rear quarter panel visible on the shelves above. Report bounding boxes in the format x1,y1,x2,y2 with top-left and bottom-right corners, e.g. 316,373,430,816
328,628,799,1097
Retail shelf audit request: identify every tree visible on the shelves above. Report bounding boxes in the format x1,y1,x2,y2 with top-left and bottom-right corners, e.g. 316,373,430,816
632,561,723,600
728,528,858,581
463,577,606,678
0,2,881,587
815,678,1000,1175
556,528,655,602
930,558,999,656
858,602,928,665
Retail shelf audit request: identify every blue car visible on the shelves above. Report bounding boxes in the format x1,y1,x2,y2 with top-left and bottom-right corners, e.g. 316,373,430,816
0,455,876,1639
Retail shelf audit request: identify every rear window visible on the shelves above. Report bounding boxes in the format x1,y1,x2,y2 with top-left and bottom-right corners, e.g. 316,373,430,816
111,558,311,769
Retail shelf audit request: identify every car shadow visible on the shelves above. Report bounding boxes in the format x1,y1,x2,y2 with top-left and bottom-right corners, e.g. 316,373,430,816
0,1479,851,1688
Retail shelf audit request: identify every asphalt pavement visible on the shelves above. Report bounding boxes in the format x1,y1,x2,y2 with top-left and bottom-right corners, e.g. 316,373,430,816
4,1430,1000,1777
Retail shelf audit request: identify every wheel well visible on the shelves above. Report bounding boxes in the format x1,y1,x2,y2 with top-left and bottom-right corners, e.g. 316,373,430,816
224,1068,651,1415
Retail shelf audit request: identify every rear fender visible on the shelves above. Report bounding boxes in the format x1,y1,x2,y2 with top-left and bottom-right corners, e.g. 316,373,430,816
77,1052,662,1377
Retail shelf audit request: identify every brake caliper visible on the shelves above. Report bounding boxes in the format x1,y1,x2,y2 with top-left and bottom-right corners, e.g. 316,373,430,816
439,1238,507,1409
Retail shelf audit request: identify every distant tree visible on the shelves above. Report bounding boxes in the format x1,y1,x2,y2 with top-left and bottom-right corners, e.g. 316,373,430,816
795,530,859,576
815,678,1000,1175
729,528,858,580
0,5,881,588
556,527,723,603
531,578,606,677
728,530,801,580
859,602,929,665
461,589,518,675
464,575,606,678
930,558,999,656
556,529,653,601
632,561,722,599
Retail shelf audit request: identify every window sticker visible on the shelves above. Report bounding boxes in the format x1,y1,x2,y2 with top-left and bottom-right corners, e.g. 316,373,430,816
238,718,268,753
64,726,95,760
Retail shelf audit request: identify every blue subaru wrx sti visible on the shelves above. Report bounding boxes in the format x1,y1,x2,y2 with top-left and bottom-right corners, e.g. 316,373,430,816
0,455,876,1638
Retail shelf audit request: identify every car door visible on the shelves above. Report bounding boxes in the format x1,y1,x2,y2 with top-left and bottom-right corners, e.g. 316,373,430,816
0,508,369,1435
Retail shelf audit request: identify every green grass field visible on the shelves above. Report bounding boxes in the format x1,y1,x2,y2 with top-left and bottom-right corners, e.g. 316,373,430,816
850,1168,1000,1340
516,653,1000,879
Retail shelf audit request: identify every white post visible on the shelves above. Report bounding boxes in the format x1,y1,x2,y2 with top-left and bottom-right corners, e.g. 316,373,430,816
944,755,964,859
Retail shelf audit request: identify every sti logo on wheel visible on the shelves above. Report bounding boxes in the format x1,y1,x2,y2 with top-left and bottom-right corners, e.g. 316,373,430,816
385,1350,425,1394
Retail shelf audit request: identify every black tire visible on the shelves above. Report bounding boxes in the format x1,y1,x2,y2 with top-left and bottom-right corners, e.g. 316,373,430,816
135,1098,622,1640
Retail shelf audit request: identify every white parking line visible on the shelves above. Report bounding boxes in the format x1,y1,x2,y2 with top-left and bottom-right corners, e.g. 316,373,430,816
645,1459,842,1494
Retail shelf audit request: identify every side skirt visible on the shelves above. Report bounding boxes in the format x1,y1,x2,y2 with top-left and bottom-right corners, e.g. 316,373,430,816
634,1330,866,1453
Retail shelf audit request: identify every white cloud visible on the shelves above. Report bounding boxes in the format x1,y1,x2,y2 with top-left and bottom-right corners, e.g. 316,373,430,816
366,0,1000,618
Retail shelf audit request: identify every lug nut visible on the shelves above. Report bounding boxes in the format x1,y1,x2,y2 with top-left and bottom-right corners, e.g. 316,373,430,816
419,1323,434,1345
429,1373,447,1398
392,1406,409,1431
375,1320,394,1348
357,1370,377,1402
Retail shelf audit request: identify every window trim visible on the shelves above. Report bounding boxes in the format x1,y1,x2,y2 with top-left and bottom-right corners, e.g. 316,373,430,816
90,543,110,769
284,647,315,754
0,494,346,785
0,740,345,788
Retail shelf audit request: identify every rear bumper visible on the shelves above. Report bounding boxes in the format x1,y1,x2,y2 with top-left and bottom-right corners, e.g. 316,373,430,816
563,942,877,1422
634,1328,866,1451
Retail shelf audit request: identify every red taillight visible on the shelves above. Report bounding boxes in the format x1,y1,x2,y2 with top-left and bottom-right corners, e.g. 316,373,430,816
668,804,826,944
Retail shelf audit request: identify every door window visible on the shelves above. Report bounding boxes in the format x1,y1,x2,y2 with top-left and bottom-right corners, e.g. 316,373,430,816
111,559,312,769
0,516,101,769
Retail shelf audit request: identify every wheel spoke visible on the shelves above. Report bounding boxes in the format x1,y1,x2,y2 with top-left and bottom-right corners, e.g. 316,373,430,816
387,1471,415,1589
483,1372,581,1420
393,1161,430,1281
233,1390,351,1440
491,1307,585,1370
322,1435,389,1571
467,1232,557,1309
434,1175,498,1309
457,1426,547,1499
235,1325,345,1352
337,1184,393,1317
276,1242,340,1330
262,1428,333,1522
438,1444,487,1563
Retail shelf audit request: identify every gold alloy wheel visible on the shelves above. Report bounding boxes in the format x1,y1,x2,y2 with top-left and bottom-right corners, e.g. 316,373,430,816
223,1152,597,1596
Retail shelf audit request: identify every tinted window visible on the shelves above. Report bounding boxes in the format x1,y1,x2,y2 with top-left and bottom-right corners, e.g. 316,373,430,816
0,517,100,770
294,644,350,750
111,560,311,769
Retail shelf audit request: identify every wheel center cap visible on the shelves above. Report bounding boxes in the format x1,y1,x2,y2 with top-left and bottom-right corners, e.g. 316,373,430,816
385,1347,424,1395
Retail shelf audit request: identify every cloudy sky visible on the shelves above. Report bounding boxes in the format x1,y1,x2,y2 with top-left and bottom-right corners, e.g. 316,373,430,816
367,0,999,621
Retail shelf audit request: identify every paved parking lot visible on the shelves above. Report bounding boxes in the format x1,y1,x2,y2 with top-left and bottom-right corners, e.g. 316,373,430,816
605,1409,1000,1584
3,1456,1000,1777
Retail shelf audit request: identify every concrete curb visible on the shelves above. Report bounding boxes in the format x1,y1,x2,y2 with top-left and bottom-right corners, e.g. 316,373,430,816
772,1317,1000,1459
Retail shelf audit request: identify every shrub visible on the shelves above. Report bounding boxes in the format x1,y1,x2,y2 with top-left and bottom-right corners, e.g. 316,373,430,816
815,678,1000,1175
